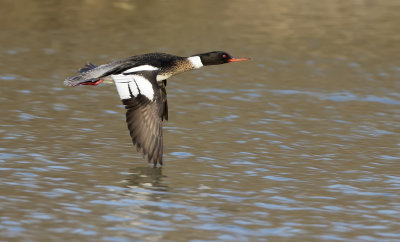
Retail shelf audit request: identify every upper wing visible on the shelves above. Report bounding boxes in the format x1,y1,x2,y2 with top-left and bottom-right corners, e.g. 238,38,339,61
113,69,164,166
64,57,143,87
64,53,176,87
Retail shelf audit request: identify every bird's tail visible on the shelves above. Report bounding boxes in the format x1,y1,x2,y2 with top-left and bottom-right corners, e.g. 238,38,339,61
64,62,100,86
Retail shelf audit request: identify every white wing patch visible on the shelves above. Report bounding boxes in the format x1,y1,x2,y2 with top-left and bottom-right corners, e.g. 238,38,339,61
124,65,158,73
112,74,135,99
112,65,158,101
132,75,155,100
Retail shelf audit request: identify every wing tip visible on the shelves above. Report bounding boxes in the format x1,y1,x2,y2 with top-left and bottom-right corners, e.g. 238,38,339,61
148,152,163,167
133,140,163,167
151,159,163,168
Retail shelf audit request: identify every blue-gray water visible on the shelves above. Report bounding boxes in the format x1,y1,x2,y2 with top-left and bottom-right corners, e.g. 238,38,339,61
1,1,399,241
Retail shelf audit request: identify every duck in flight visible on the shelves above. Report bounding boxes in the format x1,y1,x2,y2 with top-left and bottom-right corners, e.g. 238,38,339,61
65,51,249,167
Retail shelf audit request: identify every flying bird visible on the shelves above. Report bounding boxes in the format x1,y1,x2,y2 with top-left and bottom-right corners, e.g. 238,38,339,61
65,51,249,166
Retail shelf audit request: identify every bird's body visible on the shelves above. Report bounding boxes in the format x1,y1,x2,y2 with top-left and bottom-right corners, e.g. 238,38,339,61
65,51,248,166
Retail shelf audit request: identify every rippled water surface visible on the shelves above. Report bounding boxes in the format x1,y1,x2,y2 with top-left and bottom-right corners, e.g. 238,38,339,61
1,0,400,241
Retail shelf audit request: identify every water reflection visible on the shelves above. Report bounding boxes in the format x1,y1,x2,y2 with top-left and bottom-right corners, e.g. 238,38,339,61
125,166,166,190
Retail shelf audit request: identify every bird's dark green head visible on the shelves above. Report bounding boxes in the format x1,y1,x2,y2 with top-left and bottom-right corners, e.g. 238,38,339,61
195,51,249,66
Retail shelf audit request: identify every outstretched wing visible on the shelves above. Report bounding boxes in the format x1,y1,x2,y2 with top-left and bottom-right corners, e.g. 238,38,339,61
64,53,179,87
113,68,164,166
64,57,143,87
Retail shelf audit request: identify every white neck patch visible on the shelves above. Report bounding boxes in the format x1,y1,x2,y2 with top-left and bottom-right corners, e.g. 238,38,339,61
188,56,204,69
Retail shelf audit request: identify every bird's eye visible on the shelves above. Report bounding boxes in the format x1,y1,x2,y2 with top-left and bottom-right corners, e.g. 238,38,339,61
222,54,227,59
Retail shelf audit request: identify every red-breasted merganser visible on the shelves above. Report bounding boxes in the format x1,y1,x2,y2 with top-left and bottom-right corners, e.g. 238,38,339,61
65,51,249,167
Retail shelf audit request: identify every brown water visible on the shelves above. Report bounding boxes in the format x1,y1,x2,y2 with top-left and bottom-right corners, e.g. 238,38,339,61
1,0,400,241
